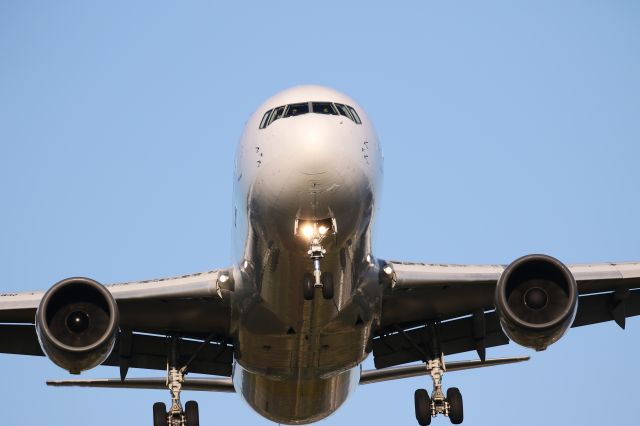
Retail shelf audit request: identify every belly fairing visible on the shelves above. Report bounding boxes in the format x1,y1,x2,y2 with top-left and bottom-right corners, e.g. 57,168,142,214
233,365,360,425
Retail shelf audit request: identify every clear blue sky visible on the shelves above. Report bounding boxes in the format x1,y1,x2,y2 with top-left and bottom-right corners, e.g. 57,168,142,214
1,1,639,425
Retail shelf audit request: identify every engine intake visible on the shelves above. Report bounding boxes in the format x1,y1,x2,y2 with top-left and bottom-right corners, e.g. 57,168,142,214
36,277,119,374
495,254,577,351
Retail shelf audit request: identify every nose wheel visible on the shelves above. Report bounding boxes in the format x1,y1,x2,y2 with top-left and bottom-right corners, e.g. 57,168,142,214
302,271,333,300
303,273,314,300
301,232,334,300
295,218,337,301
414,355,464,425
320,272,334,299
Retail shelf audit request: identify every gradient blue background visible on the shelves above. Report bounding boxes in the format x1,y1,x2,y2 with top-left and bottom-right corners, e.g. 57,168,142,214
1,1,639,425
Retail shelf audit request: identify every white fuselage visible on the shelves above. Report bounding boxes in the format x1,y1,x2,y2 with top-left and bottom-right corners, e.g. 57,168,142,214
228,86,383,424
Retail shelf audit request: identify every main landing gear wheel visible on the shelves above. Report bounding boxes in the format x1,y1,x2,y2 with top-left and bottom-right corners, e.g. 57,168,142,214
414,354,465,425
153,402,167,426
321,272,334,299
185,400,200,426
153,337,208,426
303,273,314,300
447,388,463,425
414,389,432,426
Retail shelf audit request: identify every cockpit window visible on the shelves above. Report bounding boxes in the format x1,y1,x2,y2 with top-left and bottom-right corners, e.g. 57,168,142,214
284,102,310,118
312,102,338,115
259,101,361,128
259,109,273,129
269,105,286,125
347,106,362,124
334,103,353,120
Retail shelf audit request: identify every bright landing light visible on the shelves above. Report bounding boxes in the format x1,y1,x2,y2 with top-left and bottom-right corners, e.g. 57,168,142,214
302,225,314,239
318,225,328,235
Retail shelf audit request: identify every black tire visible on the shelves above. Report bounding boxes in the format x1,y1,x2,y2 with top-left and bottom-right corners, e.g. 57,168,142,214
321,272,334,299
414,388,431,426
185,400,199,426
153,402,167,426
303,273,314,300
447,387,463,424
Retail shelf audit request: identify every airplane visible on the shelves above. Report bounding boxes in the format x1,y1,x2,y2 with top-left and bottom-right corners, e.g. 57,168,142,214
1,85,639,426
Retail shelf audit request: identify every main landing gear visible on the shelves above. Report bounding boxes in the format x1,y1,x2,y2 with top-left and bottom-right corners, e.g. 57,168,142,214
414,354,464,425
153,366,199,426
153,337,201,426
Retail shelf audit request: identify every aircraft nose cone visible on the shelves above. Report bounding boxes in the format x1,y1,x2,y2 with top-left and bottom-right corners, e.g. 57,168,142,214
285,116,349,175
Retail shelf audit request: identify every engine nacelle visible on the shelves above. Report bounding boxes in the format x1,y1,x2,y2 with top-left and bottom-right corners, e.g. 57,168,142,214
495,254,578,351
36,277,119,374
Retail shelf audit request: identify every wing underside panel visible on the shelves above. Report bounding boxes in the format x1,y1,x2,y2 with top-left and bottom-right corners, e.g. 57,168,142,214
0,324,234,376
373,311,509,369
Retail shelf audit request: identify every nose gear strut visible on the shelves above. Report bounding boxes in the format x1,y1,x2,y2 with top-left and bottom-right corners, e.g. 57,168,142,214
308,237,326,287
297,219,335,300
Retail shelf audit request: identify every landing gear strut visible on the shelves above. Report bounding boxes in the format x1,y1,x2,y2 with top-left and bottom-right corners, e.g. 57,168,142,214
153,337,202,426
298,220,335,300
414,354,464,425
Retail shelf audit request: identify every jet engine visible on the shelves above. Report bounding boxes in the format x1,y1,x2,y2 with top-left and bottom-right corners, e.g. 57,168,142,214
495,254,578,351
36,277,119,374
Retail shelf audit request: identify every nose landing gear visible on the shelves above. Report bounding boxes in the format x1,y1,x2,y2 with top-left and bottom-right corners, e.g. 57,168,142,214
309,237,326,288
302,269,334,300
296,218,336,300
414,354,464,425
302,237,334,300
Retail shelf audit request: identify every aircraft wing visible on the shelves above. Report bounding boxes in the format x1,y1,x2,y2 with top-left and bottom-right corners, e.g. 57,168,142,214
0,269,235,377
374,259,640,368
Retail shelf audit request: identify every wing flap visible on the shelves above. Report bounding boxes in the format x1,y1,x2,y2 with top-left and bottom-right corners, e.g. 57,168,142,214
373,311,509,369
572,288,640,329
0,324,43,356
102,333,234,376
360,356,529,385
47,377,235,393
